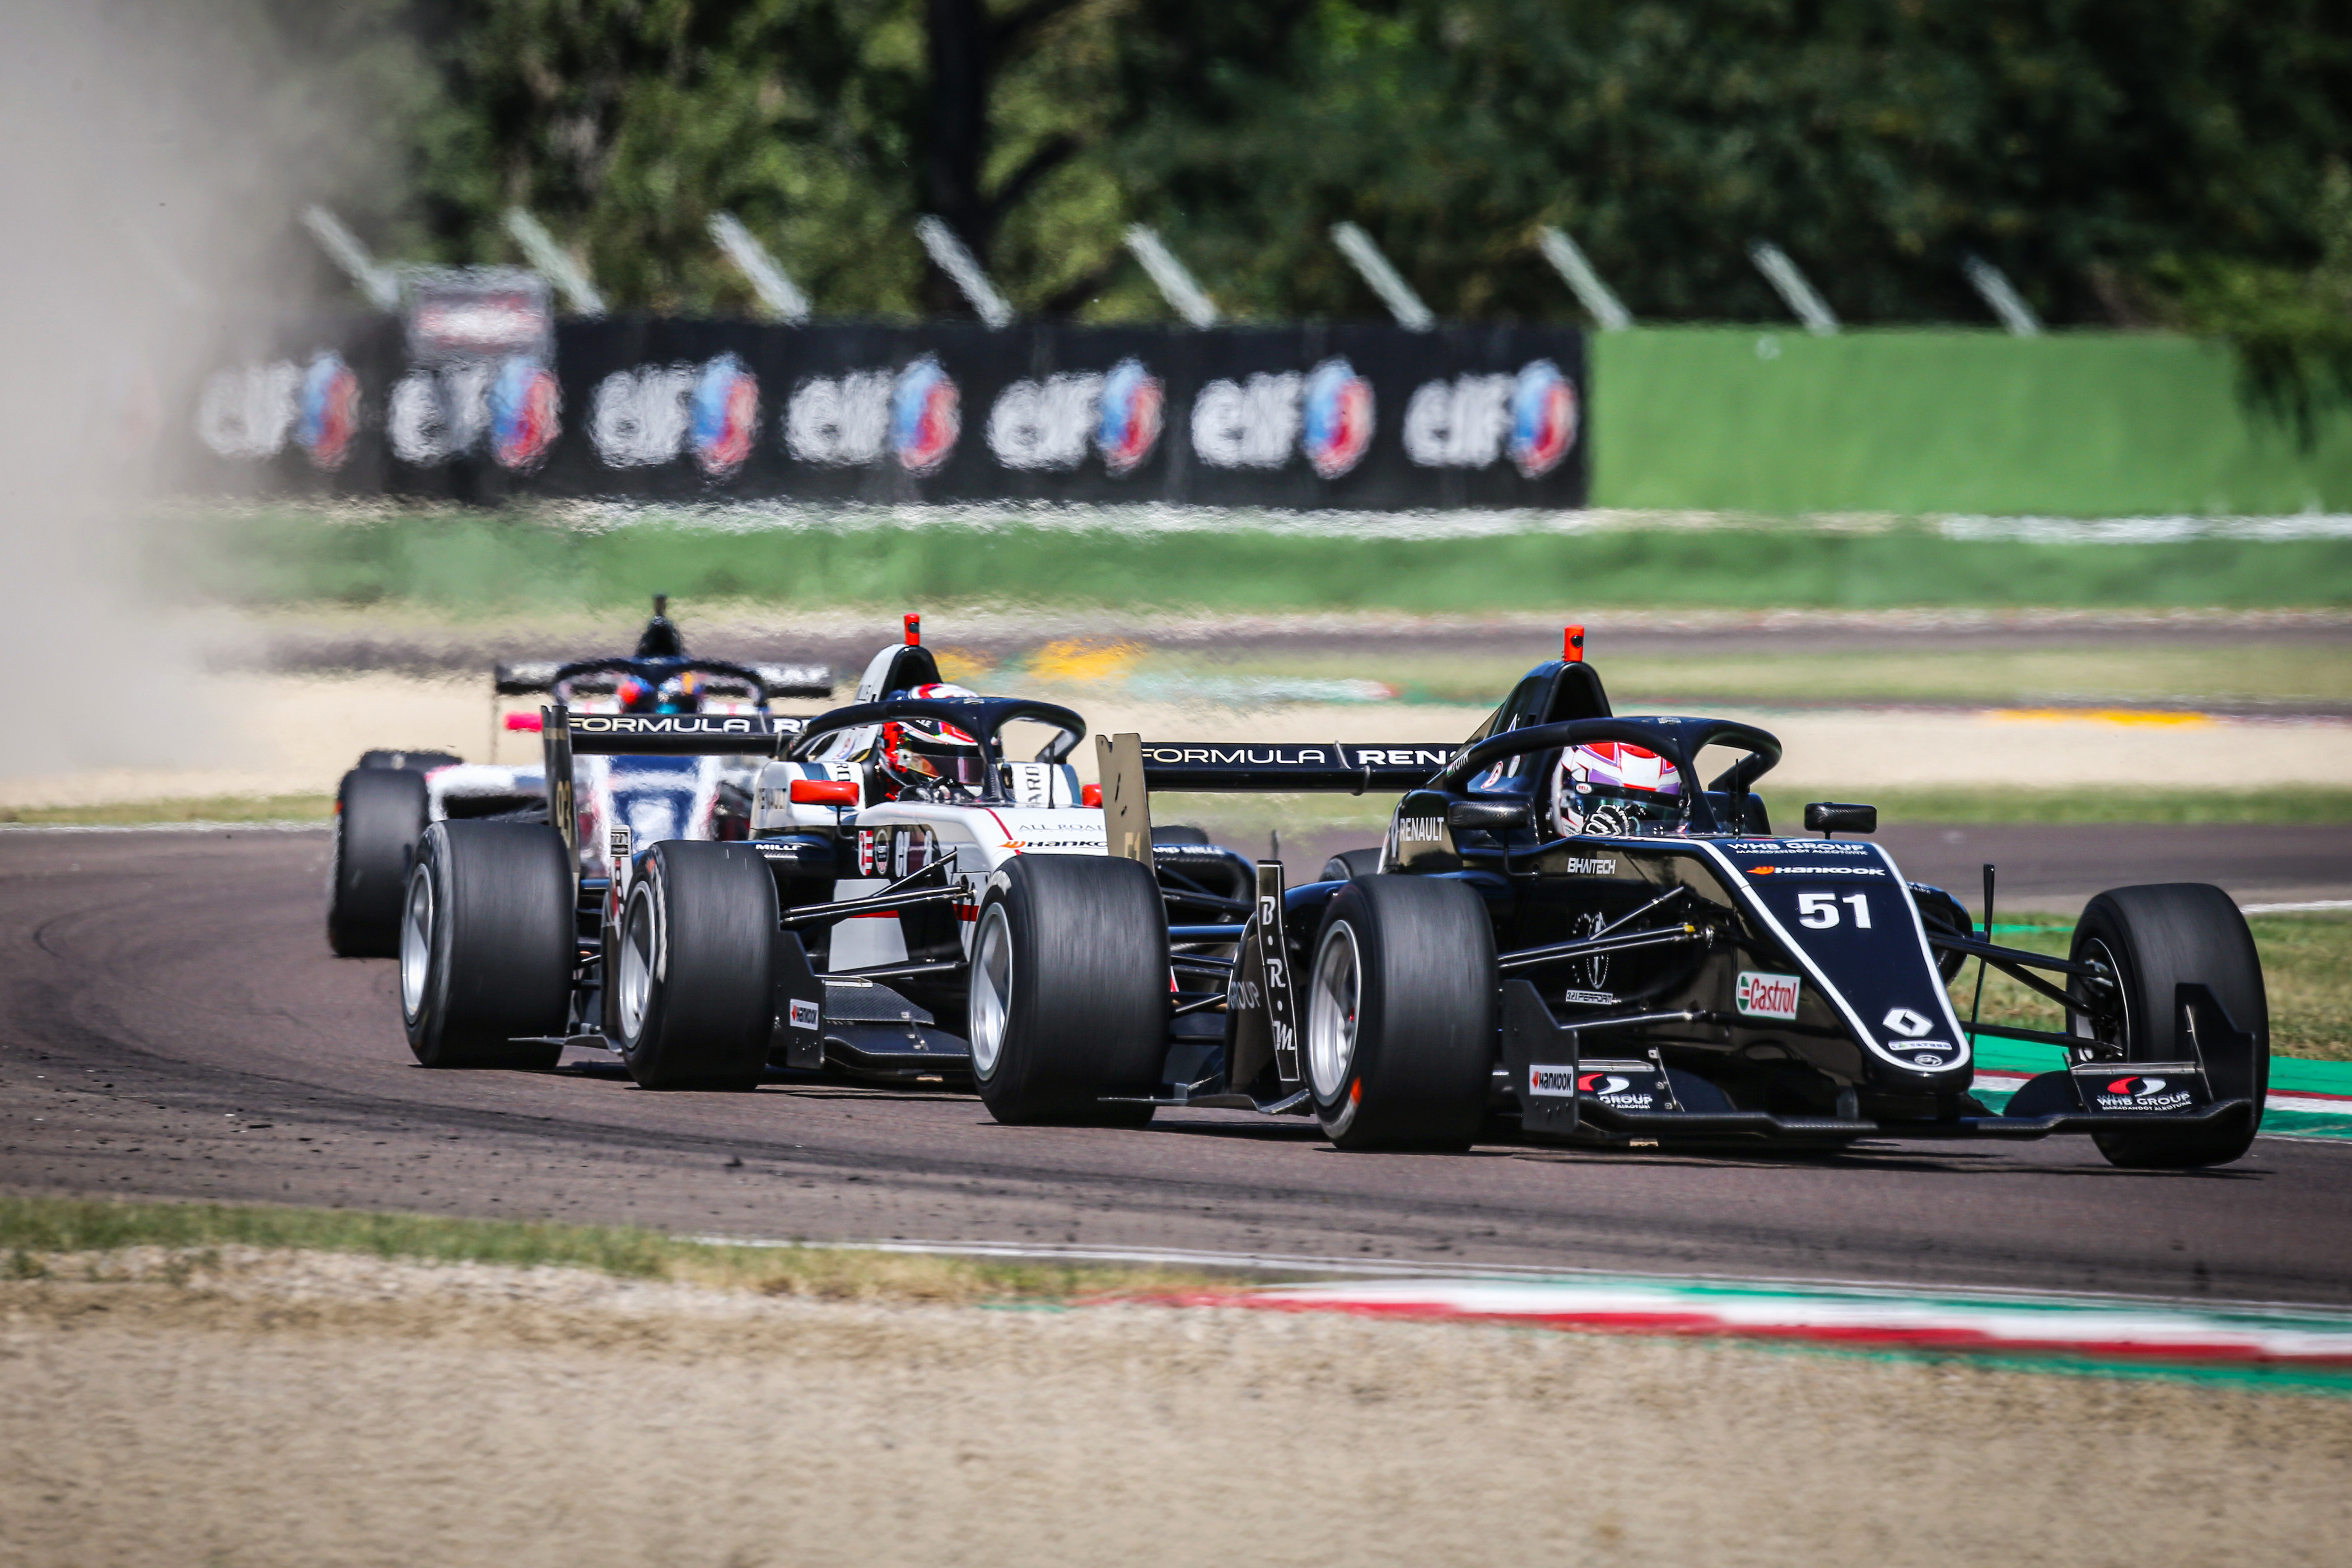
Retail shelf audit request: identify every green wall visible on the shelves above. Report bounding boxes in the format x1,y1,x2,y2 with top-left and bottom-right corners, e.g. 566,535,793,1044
1589,329,2352,516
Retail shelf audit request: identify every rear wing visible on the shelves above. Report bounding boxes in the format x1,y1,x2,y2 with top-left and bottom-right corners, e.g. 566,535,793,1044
554,708,806,757
542,706,808,868
496,660,833,699
1135,741,1459,794
1094,734,1459,862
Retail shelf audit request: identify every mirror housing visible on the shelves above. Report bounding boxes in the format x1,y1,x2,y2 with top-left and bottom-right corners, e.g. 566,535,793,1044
789,778,861,806
1804,801,1878,836
1446,799,1532,832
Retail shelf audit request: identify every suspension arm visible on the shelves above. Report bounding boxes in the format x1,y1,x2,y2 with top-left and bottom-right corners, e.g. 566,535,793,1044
1497,923,1706,974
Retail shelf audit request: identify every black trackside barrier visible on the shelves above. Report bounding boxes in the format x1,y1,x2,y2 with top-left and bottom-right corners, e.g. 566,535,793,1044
1137,741,1463,793
181,317,1589,512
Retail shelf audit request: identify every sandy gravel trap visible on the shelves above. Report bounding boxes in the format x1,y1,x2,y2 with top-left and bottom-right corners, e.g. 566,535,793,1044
3,1249,2350,1568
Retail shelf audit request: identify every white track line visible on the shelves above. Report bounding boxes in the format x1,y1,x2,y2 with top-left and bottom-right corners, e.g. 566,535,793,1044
684,1236,2352,1318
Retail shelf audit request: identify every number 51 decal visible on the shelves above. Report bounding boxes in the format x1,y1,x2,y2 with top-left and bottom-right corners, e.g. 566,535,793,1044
1798,892,1873,929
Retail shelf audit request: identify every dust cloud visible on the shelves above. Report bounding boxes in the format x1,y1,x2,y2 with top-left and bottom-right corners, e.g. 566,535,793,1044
0,3,405,780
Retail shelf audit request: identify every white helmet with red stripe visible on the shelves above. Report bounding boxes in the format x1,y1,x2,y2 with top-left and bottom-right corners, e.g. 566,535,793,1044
877,682,986,796
1551,740,1684,837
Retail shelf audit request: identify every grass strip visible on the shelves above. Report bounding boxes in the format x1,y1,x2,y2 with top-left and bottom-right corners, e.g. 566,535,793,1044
1160,787,2352,839
0,1194,1238,1303
161,508,2352,613
1794,786,2352,827
0,795,335,827
1953,910,2352,1061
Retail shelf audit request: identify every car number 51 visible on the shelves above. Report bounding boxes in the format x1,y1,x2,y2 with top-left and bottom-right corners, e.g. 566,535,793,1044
1797,892,1872,929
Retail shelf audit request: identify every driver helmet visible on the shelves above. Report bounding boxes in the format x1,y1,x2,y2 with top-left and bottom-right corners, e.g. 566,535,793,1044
654,671,704,714
616,674,658,713
875,683,986,797
1551,741,1683,837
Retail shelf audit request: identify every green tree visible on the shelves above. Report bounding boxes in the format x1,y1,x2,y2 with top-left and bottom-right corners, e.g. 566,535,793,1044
405,0,1321,318
381,0,2352,333
1136,0,2352,327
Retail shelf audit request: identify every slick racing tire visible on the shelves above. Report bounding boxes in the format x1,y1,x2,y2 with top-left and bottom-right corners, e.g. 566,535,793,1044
401,821,571,1070
1306,874,1495,1150
2069,883,2269,1170
329,767,430,957
969,855,1168,1127
1320,847,1384,883
611,842,778,1092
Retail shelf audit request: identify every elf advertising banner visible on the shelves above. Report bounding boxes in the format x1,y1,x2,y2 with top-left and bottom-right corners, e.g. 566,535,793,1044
185,318,1587,511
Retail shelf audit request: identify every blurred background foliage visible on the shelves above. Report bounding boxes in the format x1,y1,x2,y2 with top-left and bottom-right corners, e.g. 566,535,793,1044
250,2,2351,397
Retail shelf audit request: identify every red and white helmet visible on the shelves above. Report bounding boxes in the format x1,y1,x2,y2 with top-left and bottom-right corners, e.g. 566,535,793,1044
876,683,986,796
1551,740,1683,837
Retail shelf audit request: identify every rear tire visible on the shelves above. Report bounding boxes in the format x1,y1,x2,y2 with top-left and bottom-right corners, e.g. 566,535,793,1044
970,855,1167,1126
611,842,778,1091
400,822,572,1069
1320,847,1384,883
1307,875,1495,1150
2070,883,2267,1169
329,768,429,956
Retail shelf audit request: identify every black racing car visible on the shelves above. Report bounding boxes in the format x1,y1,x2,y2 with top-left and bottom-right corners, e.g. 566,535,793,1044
1025,628,2267,1170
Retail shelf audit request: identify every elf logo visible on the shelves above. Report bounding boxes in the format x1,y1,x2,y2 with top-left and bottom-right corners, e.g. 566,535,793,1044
1735,970,1802,1021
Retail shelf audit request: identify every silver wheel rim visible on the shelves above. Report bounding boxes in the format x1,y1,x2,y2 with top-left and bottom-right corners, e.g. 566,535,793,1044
616,884,657,1042
398,864,433,1019
969,903,1012,1079
1307,921,1362,1101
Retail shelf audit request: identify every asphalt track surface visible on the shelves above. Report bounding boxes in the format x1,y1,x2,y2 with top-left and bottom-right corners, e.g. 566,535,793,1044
6,829,2351,1307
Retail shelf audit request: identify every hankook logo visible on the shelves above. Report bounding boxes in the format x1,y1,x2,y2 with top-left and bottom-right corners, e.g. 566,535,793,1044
1527,1065,1579,1097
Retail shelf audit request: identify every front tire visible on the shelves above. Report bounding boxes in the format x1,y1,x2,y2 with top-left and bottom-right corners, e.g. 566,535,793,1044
611,842,780,1091
2070,883,2268,1169
1307,875,1495,1150
970,855,1167,1126
329,767,430,956
400,822,572,1069
1320,847,1384,883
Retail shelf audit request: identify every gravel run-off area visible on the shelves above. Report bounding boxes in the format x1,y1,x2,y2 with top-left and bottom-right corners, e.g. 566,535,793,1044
4,1248,2349,1568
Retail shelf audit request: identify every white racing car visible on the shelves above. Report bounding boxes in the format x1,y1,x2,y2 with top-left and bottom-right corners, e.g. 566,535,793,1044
325,595,829,956
394,618,1256,1107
